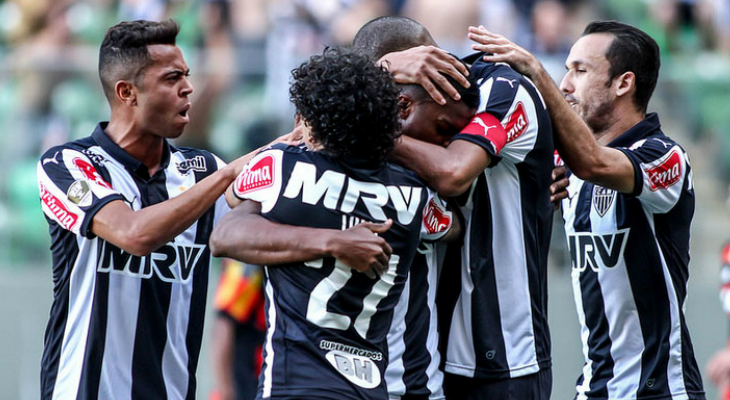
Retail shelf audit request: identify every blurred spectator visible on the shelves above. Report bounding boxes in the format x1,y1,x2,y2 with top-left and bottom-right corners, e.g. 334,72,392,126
400,0,480,53
118,0,168,21
263,0,389,131
178,0,236,150
646,0,724,52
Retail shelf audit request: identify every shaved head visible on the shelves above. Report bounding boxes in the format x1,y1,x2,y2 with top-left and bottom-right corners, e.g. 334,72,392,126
352,16,436,59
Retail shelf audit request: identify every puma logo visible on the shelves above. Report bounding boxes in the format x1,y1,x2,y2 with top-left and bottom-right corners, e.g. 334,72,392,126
43,151,60,165
496,77,518,89
473,117,497,137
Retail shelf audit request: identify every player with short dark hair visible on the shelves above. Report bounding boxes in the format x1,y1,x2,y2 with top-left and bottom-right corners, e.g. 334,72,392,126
353,18,485,400
373,17,556,400
352,16,437,61
470,20,705,400
210,46,457,400
37,19,282,399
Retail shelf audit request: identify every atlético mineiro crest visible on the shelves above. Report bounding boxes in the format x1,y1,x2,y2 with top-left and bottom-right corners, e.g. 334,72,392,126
592,186,615,217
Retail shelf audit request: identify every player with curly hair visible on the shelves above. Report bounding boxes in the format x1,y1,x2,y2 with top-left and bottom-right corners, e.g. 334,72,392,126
289,48,402,165
211,47,455,400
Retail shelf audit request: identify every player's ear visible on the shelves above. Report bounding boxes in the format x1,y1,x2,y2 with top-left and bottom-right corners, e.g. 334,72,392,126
115,80,137,106
397,94,412,119
614,71,635,99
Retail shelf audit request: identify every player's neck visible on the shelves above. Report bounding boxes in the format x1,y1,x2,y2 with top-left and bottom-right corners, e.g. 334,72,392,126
594,107,645,146
105,117,165,176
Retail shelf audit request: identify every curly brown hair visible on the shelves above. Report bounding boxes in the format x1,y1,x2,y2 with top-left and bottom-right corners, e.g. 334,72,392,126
290,47,401,164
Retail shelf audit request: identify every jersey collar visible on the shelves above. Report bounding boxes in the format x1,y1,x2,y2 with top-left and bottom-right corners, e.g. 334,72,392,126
92,122,172,179
606,113,661,148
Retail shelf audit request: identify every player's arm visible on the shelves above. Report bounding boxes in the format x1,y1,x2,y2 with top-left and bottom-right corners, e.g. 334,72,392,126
392,137,490,197
378,45,471,105
468,26,635,193
210,200,394,274
92,159,244,256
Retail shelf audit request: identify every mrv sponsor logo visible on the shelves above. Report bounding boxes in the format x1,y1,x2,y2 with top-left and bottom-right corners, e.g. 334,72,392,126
321,340,382,389
568,228,630,272
283,161,423,225
97,241,206,283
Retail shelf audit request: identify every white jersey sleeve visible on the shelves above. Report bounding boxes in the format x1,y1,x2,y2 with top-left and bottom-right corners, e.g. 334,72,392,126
619,138,690,214
232,148,284,213
37,147,124,236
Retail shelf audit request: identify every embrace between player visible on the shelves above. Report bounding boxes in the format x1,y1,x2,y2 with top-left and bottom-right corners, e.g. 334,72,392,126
36,15,705,400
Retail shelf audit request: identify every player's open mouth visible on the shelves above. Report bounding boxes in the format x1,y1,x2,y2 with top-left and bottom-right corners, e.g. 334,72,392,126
178,104,191,122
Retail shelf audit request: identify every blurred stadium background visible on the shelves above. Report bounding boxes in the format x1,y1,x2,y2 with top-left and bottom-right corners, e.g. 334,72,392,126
0,0,729,398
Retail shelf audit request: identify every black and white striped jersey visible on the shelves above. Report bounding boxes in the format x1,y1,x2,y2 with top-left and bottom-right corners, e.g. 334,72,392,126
37,123,229,400
233,144,452,400
385,242,447,400
437,54,554,380
561,114,705,400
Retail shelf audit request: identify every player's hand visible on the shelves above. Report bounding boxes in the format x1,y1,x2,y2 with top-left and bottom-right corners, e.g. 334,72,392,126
468,26,542,78
378,45,470,105
330,219,393,276
550,165,569,210
707,348,730,386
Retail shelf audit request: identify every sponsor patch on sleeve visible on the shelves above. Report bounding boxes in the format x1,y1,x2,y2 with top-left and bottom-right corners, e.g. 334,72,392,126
504,102,530,143
422,196,452,237
40,183,79,231
644,149,682,191
235,154,275,196
459,112,507,154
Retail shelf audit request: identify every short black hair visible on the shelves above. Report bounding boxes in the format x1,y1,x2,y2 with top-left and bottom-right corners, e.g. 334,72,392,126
290,47,401,164
583,20,660,113
99,19,179,101
352,16,436,59
399,71,480,111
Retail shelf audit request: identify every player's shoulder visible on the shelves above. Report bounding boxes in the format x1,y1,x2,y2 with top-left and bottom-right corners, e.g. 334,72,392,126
626,132,686,157
39,136,100,167
464,52,527,87
384,161,426,186
170,144,219,159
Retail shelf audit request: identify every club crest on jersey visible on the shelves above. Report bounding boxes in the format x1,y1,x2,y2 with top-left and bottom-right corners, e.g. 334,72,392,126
176,155,207,175
422,197,451,235
505,102,529,143
645,150,681,191
592,186,615,217
236,155,274,194
40,183,79,231
67,180,92,207
325,349,381,389
73,157,112,189
567,229,630,273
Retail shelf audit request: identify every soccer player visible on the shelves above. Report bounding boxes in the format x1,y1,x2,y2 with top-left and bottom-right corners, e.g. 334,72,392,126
469,20,705,399
209,47,455,400
375,20,555,400
352,17,480,400
36,20,321,399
